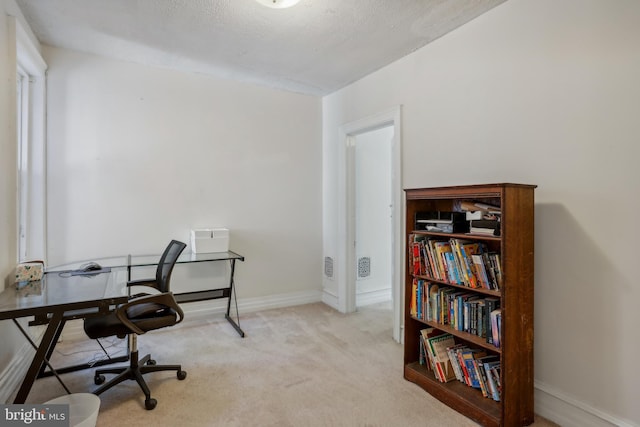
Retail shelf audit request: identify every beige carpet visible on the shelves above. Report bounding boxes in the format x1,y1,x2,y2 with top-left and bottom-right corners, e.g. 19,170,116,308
22,302,558,427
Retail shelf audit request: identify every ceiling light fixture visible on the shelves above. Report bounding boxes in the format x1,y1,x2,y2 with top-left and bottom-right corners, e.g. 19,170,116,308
255,0,301,9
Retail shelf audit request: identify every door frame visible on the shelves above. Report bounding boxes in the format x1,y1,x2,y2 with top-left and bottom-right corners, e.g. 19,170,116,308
336,106,403,342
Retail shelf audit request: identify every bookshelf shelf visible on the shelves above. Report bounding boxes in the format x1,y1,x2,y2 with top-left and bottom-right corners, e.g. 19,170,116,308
405,362,502,426
412,316,503,354
412,275,501,297
403,183,536,427
412,230,502,243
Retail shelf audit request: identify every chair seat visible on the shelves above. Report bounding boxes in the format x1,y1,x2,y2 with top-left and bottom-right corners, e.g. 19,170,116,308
84,303,178,339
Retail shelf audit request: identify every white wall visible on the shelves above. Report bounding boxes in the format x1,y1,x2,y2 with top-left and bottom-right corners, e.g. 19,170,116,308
44,46,323,300
0,0,47,403
355,126,392,304
0,2,17,291
323,0,640,425
0,1,20,374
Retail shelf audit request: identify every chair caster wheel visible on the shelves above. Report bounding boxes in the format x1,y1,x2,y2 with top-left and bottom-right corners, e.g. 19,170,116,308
94,374,105,385
177,370,187,380
145,398,157,410
146,359,156,365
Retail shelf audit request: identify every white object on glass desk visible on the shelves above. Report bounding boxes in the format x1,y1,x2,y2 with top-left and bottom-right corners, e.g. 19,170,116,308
190,228,229,253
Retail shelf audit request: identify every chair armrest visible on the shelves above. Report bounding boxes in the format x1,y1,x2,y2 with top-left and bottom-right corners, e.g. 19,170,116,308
115,292,184,336
126,278,158,288
126,278,160,299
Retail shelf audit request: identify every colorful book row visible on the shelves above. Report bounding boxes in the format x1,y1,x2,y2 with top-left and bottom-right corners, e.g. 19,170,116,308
410,280,502,347
409,234,503,291
419,329,502,401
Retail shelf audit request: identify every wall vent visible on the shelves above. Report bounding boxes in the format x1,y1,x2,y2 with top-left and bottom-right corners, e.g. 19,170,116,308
358,257,371,278
324,257,334,278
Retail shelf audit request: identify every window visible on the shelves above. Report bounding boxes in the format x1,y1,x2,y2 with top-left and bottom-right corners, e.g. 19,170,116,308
17,67,29,261
14,17,47,262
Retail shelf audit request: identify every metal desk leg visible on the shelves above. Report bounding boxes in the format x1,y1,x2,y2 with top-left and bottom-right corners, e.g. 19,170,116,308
14,319,71,395
14,311,66,403
37,317,66,377
224,259,245,337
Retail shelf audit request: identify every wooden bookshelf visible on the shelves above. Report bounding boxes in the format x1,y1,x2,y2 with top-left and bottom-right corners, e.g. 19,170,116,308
403,183,536,427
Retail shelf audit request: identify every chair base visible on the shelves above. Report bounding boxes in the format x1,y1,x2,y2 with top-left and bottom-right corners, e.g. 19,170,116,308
92,350,187,410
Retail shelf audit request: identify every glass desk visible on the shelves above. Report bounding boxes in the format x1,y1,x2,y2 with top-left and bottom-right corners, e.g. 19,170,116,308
0,269,129,403
47,250,246,337
47,250,245,272
3,251,245,403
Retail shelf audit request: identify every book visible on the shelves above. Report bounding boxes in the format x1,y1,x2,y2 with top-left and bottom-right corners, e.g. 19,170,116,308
492,253,503,290
433,241,452,282
410,279,417,317
444,251,460,284
411,241,423,275
476,299,486,338
474,355,497,397
427,282,439,322
420,328,442,372
425,333,457,383
416,279,423,320
424,239,439,279
467,299,481,335
446,344,467,383
483,254,498,290
438,287,456,325
490,308,502,348
484,297,500,345
420,242,430,277
471,254,491,289
489,363,502,401
472,358,489,396
461,348,487,388
457,240,482,288
483,360,501,401
448,291,463,330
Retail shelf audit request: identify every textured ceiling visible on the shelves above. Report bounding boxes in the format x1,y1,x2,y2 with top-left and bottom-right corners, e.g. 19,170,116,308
16,0,506,96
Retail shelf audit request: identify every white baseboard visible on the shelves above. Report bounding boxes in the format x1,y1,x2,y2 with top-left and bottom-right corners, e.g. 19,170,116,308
321,288,339,311
0,340,35,403
0,322,47,403
321,288,391,312
356,288,391,307
535,380,638,427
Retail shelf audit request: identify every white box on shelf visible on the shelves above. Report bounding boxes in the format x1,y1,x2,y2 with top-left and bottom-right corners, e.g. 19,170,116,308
190,228,229,253
465,210,484,220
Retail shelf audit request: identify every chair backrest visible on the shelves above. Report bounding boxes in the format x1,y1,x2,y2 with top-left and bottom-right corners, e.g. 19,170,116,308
155,240,187,293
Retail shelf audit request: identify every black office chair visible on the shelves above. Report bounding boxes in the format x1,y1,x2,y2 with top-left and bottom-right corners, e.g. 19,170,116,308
83,240,188,410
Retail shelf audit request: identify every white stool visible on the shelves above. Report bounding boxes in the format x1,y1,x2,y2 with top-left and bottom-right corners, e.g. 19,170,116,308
44,393,100,427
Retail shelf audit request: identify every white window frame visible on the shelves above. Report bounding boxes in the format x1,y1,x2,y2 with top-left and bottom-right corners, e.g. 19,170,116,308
16,66,29,261
13,16,47,263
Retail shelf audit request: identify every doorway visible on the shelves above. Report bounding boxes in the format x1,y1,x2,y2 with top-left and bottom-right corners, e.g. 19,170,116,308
354,126,393,307
337,106,402,342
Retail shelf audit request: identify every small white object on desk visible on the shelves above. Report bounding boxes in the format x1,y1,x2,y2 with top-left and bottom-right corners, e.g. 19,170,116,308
15,261,44,283
190,228,229,253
